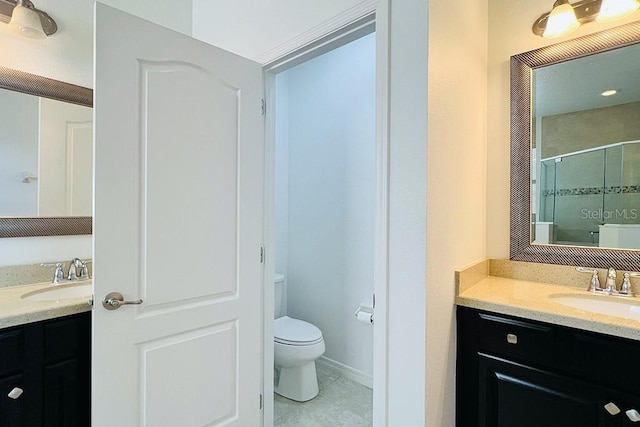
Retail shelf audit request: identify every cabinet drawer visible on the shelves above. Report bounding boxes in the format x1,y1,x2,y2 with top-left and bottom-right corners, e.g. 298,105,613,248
43,316,86,363
477,312,554,366
0,328,25,376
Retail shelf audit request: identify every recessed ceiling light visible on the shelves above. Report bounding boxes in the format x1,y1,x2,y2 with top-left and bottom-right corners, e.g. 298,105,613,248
601,89,619,97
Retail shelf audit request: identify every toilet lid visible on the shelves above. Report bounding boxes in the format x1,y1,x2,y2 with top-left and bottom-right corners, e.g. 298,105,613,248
274,316,323,345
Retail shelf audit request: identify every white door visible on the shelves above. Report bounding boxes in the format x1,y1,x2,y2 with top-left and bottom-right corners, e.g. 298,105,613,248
92,4,264,427
65,121,93,215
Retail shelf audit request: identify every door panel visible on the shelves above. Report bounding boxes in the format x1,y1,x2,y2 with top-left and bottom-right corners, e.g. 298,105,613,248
93,4,264,426
142,61,239,306
142,322,237,425
65,122,93,216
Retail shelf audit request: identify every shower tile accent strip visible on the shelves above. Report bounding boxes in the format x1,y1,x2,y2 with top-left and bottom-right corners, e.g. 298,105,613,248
542,185,640,197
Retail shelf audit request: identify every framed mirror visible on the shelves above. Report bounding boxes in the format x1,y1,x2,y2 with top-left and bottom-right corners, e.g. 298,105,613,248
511,20,640,270
0,66,92,237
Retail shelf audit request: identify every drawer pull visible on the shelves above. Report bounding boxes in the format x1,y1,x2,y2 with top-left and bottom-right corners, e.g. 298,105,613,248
626,409,640,422
506,333,518,344
7,387,23,400
604,402,621,415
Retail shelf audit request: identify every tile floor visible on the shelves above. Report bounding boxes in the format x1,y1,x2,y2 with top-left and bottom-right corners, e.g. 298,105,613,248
274,363,373,426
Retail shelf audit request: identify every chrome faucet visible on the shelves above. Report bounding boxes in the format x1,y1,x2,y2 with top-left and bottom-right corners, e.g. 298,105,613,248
576,266,638,297
67,258,90,281
40,258,90,284
605,267,617,294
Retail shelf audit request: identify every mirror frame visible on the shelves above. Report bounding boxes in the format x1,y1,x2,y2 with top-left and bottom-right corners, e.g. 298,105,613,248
511,20,640,271
0,66,92,238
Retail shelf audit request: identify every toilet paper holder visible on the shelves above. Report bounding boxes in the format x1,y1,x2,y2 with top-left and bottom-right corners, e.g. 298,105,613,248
355,304,374,324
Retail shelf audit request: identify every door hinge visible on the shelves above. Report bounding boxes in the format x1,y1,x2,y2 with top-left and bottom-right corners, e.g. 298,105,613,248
261,99,266,116
260,246,265,264
260,393,263,410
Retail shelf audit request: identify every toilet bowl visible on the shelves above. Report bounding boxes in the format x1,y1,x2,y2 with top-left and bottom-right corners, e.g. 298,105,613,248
274,315,325,401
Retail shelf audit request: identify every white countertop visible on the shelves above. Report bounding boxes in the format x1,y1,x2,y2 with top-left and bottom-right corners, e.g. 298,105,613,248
457,276,640,341
0,281,92,329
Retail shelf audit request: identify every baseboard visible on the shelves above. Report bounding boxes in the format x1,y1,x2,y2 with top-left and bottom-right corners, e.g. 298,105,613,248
317,356,373,389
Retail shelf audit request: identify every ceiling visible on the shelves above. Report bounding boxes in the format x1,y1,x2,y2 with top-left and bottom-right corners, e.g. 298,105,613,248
534,42,640,118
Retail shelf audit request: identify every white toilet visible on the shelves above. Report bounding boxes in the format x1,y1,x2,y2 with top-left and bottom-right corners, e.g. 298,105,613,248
273,273,325,401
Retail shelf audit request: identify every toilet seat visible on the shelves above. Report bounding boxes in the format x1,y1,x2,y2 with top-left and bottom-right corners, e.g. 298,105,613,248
274,316,323,346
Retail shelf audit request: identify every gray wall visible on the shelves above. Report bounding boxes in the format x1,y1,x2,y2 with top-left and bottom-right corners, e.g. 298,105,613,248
541,101,640,158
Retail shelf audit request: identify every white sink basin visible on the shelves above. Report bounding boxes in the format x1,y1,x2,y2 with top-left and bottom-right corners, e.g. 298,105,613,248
22,282,92,302
551,294,640,321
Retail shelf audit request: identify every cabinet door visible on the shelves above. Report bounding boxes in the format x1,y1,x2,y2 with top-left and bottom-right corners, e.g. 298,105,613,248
478,354,614,427
0,373,25,427
42,313,91,427
43,358,87,427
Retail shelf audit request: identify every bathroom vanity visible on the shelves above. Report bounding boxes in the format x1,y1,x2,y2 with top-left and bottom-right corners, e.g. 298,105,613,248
0,312,91,427
457,306,640,426
456,261,640,427
0,279,92,427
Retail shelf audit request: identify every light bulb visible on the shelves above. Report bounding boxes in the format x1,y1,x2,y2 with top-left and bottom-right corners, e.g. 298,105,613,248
597,0,639,22
543,1,580,38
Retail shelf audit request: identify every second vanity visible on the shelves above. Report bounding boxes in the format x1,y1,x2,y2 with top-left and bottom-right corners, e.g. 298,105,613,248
457,260,640,427
0,278,92,427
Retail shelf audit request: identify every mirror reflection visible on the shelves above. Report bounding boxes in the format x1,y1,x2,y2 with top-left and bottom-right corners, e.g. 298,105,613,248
532,43,640,250
0,88,93,217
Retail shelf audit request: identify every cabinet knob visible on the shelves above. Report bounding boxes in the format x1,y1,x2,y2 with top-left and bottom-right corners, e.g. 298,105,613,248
626,409,640,422
7,387,23,400
506,333,518,344
604,402,621,415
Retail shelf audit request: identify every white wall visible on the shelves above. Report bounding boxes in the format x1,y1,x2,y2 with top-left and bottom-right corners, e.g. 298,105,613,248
276,33,375,377
0,90,38,215
192,0,375,63
426,0,488,424
0,0,192,266
487,0,640,259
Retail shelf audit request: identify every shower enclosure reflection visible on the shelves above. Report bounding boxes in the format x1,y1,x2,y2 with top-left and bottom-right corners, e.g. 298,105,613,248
536,140,640,248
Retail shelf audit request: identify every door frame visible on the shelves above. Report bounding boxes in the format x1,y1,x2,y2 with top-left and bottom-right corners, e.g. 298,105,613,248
261,11,389,427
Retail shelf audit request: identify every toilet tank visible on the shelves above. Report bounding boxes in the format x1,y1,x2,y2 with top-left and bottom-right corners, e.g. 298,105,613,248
274,273,286,318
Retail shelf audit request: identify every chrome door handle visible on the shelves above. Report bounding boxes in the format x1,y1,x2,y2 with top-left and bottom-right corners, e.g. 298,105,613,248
102,292,143,310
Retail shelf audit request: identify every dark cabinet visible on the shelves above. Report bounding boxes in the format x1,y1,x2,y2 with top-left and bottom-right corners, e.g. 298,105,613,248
457,306,640,427
0,312,91,427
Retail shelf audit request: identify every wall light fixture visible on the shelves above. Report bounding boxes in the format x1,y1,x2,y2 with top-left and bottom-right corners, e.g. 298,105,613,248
0,0,56,39
533,0,639,38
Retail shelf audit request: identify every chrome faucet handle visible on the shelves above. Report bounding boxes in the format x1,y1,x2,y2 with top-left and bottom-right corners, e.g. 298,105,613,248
40,262,65,284
620,272,640,296
76,259,90,280
576,267,602,292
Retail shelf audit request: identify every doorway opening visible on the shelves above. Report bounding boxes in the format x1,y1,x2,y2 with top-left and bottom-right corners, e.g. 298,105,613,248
265,27,377,427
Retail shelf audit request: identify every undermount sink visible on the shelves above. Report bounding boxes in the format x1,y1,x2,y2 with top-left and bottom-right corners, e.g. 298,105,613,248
22,281,92,302
551,294,640,321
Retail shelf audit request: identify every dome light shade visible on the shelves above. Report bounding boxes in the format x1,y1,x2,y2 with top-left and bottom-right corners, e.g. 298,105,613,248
534,0,640,38
8,0,46,39
596,0,640,22
543,0,580,38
